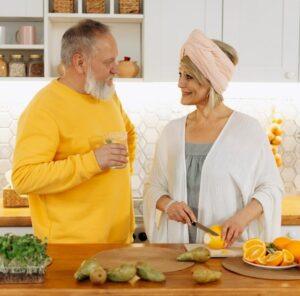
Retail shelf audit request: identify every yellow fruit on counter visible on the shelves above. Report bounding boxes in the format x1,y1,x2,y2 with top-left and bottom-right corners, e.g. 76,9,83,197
281,249,295,266
271,136,282,146
265,251,283,266
285,240,300,262
274,153,282,167
273,236,292,250
270,123,283,136
203,225,225,250
268,131,276,142
255,256,267,265
243,245,266,263
243,238,265,252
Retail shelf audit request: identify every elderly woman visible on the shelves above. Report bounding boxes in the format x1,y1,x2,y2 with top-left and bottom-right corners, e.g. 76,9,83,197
143,29,284,247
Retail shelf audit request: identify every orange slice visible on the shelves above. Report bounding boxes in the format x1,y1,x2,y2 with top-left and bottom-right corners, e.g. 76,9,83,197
255,256,267,265
243,238,265,252
281,249,295,266
265,251,283,266
243,245,266,263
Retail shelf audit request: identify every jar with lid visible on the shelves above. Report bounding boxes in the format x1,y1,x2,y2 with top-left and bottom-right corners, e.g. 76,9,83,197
28,54,44,77
0,54,8,77
9,54,26,77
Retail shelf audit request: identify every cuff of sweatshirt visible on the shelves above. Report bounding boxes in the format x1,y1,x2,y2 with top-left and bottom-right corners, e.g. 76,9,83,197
83,150,102,175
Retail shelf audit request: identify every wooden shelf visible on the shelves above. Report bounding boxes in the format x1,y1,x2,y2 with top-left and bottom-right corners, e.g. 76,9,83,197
47,13,143,23
0,16,43,22
0,44,44,50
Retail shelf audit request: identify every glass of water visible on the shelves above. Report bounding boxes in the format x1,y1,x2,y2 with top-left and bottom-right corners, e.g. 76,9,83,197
105,131,128,169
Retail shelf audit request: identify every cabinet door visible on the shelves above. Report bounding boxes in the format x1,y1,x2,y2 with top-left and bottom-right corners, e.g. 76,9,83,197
223,0,300,82
144,0,222,81
0,0,43,17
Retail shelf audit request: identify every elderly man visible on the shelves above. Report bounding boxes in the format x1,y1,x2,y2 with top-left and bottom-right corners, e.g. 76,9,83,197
12,19,136,243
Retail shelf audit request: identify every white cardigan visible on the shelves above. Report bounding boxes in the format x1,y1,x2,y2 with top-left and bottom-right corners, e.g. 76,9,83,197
143,111,284,243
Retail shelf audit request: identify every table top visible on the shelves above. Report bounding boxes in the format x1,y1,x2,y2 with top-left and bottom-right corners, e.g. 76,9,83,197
0,243,299,295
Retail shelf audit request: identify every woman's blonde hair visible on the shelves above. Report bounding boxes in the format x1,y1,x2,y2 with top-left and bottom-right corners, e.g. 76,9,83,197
180,40,238,113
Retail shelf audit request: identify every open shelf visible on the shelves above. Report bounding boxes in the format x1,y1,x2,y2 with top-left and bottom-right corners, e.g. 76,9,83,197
47,13,143,23
0,45,44,50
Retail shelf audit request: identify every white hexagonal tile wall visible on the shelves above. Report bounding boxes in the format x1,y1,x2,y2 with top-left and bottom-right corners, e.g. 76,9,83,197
284,182,296,194
282,152,296,167
295,129,300,144
0,175,8,188
143,128,158,144
282,136,296,152
0,145,12,159
0,113,12,128
294,175,300,191
295,159,300,174
131,175,141,191
9,120,18,135
0,159,11,174
9,135,16,148
0,128,12,144
144,113,159,128
283,120,297,136
9,105,25,120
281,168,296,183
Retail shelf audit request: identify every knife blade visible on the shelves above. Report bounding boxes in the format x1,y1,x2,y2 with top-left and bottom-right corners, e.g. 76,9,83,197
191,221,219,236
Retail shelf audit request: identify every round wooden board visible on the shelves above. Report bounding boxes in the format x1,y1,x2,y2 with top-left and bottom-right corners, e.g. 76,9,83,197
92,245,194,273
222,257,300,280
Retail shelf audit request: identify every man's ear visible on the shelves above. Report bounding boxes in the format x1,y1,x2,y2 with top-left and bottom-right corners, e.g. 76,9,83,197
72,53,87,74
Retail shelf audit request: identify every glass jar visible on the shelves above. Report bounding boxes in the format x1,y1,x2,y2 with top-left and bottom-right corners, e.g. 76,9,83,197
0,54,8,77
9,54,26,77
28,54,44,77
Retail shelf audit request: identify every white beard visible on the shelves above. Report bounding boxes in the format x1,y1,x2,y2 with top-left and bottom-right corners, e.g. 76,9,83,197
84,66,115,100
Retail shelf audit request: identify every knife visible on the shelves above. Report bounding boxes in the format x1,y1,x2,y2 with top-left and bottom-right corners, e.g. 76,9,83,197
191,221,219,236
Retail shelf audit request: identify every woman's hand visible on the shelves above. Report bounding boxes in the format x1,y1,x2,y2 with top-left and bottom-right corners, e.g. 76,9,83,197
221,214,246,248
222,198,264,248
165,201,196,225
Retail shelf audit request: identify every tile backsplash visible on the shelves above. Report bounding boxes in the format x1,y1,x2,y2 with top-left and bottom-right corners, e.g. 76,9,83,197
0,81,300,219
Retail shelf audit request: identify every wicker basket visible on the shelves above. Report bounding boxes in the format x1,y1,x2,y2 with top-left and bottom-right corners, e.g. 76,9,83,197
3,186,28,208
86,0,105,13
119,0,140,14
53,0,74,13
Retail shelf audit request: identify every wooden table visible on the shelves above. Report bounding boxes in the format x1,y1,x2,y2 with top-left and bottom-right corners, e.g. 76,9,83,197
0,244,300,295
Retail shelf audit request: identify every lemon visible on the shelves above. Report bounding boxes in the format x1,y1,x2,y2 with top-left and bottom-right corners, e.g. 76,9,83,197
203,225,225,249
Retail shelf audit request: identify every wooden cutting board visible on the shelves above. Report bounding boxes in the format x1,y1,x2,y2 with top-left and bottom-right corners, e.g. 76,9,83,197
222,257,300,280
92,245,194,273
185,243,243,257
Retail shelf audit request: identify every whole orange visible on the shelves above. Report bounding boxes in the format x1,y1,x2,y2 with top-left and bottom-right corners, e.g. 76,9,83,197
285,240,300,261
273,237,292,250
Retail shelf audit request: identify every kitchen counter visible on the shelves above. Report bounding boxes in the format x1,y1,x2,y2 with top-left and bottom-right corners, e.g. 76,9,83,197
0,243,299,295
0,197,31,227
1,195,300,227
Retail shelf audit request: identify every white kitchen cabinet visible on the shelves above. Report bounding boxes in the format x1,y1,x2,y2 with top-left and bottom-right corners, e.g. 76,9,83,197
223,0,300,82
0,0,43,18
144,0,223,81
281,226,300,239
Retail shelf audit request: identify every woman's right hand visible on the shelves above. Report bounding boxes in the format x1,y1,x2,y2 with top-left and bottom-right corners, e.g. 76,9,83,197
165,201,196,225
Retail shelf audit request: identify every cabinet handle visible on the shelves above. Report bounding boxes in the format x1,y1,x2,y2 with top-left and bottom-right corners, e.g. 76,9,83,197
285,72,296,79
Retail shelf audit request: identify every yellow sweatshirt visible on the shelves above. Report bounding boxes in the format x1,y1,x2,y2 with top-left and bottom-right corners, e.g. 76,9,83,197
12,79,136,243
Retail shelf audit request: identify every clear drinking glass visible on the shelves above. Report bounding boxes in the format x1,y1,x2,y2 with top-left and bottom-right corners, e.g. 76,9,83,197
105,131,128,169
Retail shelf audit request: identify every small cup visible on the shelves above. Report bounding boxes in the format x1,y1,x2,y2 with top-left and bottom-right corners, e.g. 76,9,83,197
105,131,128,169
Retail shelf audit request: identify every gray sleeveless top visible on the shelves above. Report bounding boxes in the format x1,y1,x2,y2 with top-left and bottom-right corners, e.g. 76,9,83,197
185,142,213,243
